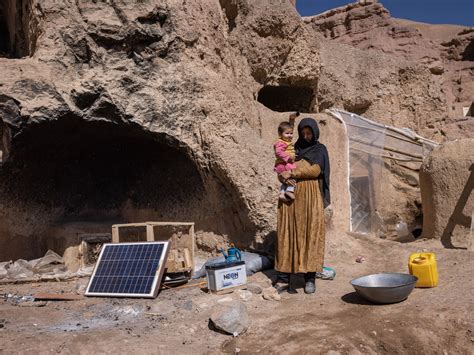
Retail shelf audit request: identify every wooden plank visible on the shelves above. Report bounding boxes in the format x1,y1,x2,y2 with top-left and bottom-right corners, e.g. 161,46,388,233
146,224,155,242
345,121,423,146
182,248,193,273
189,224,195,272
111,226,119,243
112,222,194,228
350,137,423,159
145,222,195,226
112,223,148,228
33,293,84,301
165,248,193,273
469,210,474,252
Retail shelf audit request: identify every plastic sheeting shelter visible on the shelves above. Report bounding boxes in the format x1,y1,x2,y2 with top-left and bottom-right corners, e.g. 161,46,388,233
327,109,438,235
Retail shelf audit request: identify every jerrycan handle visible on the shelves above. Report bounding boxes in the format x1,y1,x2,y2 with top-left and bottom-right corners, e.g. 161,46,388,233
412,256,427,264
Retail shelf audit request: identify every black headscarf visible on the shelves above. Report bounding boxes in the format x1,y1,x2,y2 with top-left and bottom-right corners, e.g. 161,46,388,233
295,117,331,207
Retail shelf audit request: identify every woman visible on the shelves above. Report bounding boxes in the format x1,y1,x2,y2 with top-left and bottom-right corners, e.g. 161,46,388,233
275,117,330,294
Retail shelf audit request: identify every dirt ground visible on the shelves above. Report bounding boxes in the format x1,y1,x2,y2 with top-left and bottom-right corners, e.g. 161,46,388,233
1,232,473,354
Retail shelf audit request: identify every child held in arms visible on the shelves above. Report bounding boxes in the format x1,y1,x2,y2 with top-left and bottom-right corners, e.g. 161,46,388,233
273,112,299,202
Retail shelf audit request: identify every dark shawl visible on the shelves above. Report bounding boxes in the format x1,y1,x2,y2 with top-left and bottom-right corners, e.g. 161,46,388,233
295,117,331,207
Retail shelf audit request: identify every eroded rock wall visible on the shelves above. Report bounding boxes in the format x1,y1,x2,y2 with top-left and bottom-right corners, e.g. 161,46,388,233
0,0,343,261
420,139,474,248
304,1,474,141
0,0,471,260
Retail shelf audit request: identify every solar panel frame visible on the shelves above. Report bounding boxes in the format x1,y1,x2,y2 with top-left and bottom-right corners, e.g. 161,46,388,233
85,241,170,298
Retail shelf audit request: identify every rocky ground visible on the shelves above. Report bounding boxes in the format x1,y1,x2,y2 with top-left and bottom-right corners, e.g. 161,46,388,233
1,233,473,354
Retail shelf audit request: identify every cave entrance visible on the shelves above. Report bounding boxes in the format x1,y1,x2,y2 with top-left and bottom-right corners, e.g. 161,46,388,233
0,117,245,261
219,0,238,32
463,102,473,117
461,40,474,61
0,3,12,56
257,85,315,112
0,0,36,58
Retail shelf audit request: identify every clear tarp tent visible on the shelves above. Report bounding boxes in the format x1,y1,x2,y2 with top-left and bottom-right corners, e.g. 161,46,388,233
327,109,438,234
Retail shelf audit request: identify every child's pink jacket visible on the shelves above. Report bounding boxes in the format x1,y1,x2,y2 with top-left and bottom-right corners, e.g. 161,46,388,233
274,139,296,174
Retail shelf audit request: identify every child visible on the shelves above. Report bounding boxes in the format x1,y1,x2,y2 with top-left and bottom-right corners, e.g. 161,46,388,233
274,112,299,201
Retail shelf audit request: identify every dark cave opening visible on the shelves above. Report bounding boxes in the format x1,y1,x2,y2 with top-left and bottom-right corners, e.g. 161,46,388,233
257,85,315,112
0,117,252,260
0,4,12,57
0,0,36,58
219,0,238,32
461,39,474,61
0,118,207,221
343,100,372,116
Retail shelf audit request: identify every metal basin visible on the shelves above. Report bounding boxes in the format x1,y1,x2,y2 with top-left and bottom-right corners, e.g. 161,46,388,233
350,273,418,304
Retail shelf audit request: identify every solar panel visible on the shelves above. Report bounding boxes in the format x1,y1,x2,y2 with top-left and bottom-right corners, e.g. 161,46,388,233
85,242,170,298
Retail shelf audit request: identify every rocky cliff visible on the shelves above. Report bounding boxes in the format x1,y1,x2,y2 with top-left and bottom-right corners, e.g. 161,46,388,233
0,0,323,259
304,0,474,140
0,0,472,259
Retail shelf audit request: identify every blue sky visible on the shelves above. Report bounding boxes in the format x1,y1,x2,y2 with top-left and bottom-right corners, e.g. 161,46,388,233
296,0,474,26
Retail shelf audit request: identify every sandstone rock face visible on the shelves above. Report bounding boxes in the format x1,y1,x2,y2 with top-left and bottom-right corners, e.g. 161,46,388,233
304,1,474,142
0,0,471,260
318,40,446,135
420,139,474,248
307,2,391,40
0,0,332,260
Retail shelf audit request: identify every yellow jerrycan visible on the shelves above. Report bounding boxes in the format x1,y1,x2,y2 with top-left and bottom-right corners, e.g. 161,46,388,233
408,253,438,288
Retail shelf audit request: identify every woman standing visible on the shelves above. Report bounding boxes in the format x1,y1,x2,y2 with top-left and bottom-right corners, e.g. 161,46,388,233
275,117,330,294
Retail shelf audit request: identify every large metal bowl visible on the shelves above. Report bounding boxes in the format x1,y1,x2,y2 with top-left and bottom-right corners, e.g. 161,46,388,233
350,273,418,304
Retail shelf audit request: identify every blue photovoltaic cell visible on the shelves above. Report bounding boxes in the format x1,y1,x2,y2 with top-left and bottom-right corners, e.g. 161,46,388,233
87,243,165,295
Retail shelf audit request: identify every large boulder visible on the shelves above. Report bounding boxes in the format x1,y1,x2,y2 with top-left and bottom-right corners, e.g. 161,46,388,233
210,302,249,336
420,139,474,248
